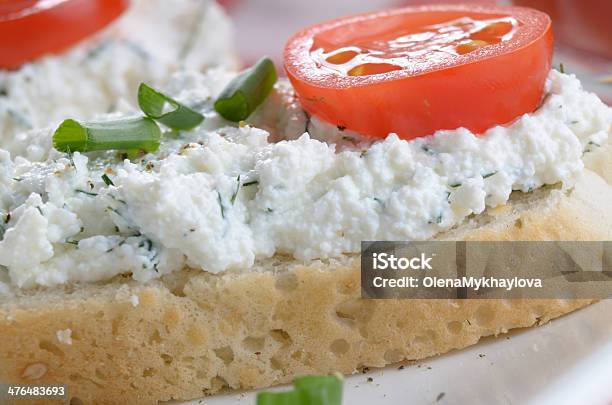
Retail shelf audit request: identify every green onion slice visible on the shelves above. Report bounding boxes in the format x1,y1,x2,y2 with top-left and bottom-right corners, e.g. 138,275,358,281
257,375,342,405
257,390,302,405
53,117,161,154
214,57,277,122
138,83,204,130
294,375,343,405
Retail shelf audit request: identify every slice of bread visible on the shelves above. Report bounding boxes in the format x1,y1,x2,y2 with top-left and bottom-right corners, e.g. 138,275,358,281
584,137,612,185
1,169,611,405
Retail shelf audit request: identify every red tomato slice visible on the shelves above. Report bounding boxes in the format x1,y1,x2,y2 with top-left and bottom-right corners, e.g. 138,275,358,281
0,0,129,69
284,5,553,140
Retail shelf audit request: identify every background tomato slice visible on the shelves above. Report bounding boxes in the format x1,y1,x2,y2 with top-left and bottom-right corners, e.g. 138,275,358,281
284,5,553,140
0,0,129,69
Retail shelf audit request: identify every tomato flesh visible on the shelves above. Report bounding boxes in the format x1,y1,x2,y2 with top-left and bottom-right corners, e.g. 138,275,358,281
314,16,517,77
0,0,129,69
284,5,553,140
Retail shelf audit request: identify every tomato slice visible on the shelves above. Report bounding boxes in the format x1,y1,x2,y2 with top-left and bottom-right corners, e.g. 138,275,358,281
0,0,129,69
284,5,553,140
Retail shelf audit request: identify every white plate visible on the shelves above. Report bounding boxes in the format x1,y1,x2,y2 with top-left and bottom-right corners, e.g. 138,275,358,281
173,300,612,405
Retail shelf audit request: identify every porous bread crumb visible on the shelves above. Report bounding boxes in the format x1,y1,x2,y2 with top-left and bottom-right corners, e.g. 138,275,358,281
486,204,511,217
130,294,140,307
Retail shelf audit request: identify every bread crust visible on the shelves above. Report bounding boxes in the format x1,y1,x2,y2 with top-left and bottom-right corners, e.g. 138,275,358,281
1,170,610,405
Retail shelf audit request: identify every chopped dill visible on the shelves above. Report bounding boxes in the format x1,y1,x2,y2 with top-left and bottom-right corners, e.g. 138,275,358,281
482,171,498,179
428,214,443,224
231,175,241,205
75,189,98,197
422,145,436,155
342,136,359,145
217,191,225,218
243,180,259,187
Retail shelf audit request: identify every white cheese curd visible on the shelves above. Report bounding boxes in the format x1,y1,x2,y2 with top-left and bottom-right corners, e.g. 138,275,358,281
56,329,73,345
0,0,235,158
0,70,610,288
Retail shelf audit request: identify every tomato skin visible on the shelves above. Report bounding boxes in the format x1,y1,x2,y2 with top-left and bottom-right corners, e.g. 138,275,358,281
0,0,129,69
284,5,553,140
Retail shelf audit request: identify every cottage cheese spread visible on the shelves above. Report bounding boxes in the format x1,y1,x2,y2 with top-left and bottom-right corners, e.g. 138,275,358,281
0,70,610,289
56,329,73,345
0,0,235,153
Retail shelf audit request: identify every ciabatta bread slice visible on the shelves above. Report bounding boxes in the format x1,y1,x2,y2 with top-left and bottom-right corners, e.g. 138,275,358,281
1,169,611,405
584,136,612,185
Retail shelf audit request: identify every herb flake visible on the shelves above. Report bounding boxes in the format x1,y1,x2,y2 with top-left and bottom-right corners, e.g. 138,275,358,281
243,180,259,187
342,136,358,145
101,174,115,186
75,189,98,197
231,175,241,205
482,171,498,179
217,191,225,218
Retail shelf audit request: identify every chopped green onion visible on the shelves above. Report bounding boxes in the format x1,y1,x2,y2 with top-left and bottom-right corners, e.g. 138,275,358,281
102,174,115,186
138,83,204,130
294,375,343,405
559,63,565,74
257,375,343,405
53,117,161,154
257,390,302,405
214,57,277,122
